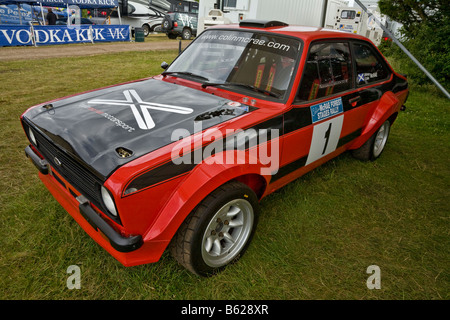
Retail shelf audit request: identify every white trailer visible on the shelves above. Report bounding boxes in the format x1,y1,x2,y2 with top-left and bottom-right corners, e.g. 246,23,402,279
198,0,335,34
198,0,386,46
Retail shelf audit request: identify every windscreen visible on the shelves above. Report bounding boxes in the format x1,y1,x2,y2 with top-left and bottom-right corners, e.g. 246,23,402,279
166,29,302,100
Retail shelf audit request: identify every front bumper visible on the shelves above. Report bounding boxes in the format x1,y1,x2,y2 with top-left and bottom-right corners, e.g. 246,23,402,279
25,145,145,255
77,195,142,253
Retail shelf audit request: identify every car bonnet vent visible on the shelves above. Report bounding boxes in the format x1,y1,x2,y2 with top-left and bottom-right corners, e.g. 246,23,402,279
239,20,289,28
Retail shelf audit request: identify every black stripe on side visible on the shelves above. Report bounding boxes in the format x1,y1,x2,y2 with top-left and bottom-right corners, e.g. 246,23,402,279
337,128,362,148
269,127,363,184
124,115,284,195
123,76,403,195
283,107,312,135
124,161,197,194
270,156,308,183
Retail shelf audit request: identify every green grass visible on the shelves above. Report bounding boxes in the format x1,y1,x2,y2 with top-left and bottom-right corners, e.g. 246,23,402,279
0,49,448,300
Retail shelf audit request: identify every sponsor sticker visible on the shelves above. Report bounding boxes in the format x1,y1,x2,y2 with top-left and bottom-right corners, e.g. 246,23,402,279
227,101,241,108
310,97,344,123
358,72,378,84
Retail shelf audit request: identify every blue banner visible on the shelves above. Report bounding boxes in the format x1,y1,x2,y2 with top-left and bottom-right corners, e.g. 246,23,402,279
0,24,130,46
0,24,32,45
0,4,33,25
33,24,92,44
91,24,130,42
39,0,118,9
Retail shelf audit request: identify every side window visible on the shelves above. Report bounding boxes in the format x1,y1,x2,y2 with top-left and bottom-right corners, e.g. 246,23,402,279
127,4,135,15
353,43,390,85
173,3,185,12
341,10,356,19
224,0,238,8
297,42,352,101
190,3,199,13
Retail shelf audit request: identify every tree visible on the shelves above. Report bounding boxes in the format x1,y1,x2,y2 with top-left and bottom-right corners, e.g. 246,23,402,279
378,0,450,88
379,0,449,36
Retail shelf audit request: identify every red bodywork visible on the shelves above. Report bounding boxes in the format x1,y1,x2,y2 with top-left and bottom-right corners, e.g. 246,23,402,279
22,24,408,267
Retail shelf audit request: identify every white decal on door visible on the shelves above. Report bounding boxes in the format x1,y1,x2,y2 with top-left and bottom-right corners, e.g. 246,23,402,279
305,115,344,166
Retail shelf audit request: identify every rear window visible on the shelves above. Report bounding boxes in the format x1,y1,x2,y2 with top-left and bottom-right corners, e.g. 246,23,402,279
353,42,390,85
171,1,198,13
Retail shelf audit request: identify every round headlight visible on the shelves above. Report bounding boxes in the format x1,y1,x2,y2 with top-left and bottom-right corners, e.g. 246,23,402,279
29,128,37,146
101,186,118,217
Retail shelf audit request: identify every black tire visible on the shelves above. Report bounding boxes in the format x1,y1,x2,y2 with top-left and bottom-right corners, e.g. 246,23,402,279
181,28,192,40
352,120,391,161
167,33,178,39
142,24,151,37
169,181,259,276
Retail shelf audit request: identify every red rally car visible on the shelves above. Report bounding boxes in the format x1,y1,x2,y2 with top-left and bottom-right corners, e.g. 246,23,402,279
21,20,408,276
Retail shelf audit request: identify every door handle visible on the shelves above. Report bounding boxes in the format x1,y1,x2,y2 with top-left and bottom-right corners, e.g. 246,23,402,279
349,96,361,107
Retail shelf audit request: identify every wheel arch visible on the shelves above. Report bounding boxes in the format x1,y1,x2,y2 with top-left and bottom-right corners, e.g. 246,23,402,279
348,91,401,151
142,163,269,244
151,23,161,32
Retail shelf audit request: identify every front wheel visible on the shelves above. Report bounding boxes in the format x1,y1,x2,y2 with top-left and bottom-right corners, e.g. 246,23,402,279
352,120,391,161
169,181,259,276
142,24,151,37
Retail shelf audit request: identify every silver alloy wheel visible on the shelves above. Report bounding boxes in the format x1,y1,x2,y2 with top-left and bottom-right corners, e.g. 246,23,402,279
142,25,150,37
373,121,390,158
201,199,254,268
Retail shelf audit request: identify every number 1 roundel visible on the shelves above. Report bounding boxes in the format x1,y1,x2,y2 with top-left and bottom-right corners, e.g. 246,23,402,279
305,97,345,166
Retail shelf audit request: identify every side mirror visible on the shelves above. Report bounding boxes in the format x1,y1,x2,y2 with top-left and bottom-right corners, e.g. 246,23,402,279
161,61,169,70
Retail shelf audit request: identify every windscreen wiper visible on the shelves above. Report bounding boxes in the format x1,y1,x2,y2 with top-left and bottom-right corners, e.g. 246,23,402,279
162,71,209,82
201,81,230,88
202,81,281,98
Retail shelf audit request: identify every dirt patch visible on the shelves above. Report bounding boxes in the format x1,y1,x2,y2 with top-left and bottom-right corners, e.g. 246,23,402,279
0,39,191,61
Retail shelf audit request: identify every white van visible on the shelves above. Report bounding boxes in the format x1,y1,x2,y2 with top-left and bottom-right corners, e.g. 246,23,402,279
89,1,166,36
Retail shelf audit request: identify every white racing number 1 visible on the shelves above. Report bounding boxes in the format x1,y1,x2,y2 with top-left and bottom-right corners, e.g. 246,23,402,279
306,115,344,165
305,96,345,166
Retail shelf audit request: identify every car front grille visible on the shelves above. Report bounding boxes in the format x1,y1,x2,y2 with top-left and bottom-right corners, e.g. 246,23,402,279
23,120,104,208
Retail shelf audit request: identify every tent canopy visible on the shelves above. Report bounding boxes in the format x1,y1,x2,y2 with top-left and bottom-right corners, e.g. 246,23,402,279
0,0,40,4
0,0,119,9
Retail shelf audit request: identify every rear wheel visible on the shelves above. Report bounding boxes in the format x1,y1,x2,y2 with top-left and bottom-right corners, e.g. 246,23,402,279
169,181,259,276
352,120,391,161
